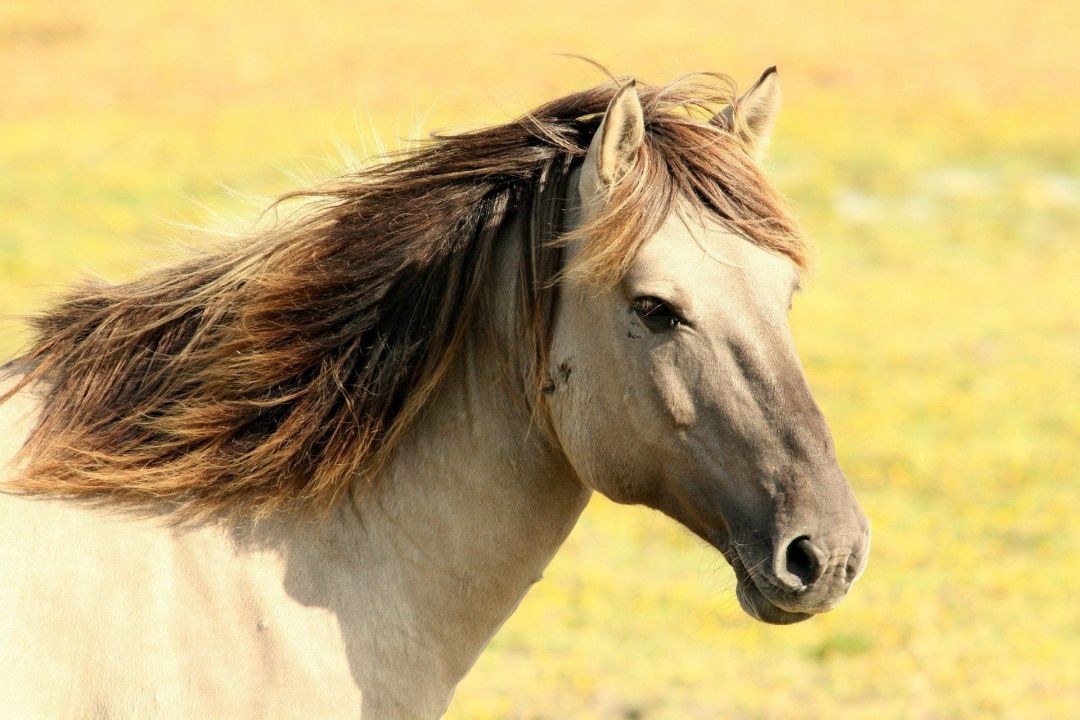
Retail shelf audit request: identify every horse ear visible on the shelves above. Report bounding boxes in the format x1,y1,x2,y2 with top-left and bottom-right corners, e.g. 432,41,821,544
582,80,645,197
713,66,782,159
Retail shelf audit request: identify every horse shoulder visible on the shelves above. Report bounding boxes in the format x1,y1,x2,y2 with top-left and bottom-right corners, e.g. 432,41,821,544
0,392,368,717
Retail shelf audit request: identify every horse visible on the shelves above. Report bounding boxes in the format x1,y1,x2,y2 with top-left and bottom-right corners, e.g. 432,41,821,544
0,67,869,718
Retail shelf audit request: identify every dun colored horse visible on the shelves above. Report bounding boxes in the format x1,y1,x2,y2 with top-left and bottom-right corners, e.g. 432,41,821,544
0,67,869,718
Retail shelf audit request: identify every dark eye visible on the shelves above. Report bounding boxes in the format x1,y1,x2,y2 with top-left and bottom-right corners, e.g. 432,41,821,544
632,296,683,332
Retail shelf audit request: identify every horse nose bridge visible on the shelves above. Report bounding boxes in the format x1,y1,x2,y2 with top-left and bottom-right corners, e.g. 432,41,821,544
769,461,854,523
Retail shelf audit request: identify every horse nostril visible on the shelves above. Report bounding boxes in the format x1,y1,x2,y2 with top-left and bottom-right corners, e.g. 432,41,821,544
845,555,859,583
785,536,823,587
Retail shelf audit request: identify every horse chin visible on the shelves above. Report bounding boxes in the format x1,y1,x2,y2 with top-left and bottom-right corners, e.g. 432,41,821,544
735,577,812,625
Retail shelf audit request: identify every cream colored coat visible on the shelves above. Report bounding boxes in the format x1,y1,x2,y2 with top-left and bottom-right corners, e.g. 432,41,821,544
0,336,590,718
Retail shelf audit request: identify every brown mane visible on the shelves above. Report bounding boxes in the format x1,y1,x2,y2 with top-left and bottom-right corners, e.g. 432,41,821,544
1,73,805,519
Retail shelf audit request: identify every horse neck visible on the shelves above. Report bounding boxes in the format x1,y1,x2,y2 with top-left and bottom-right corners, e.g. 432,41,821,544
341,220,591,714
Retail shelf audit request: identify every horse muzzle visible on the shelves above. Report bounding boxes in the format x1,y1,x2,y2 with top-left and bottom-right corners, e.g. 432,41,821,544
730,525,871,624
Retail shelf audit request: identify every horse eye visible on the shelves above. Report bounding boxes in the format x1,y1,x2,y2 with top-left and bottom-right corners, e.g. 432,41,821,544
632,296,683,332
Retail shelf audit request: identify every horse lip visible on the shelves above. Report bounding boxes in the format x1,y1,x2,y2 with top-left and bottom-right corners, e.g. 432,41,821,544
735,579,812,625
707,532,813,625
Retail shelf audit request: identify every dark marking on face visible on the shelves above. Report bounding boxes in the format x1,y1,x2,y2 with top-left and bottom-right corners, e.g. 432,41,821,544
541,359,574,395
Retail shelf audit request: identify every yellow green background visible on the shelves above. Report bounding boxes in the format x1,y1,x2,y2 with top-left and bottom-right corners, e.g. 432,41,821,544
2,1,1077,717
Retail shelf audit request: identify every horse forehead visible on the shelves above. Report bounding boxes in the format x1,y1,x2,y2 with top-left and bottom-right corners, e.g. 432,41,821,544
632,213,797,293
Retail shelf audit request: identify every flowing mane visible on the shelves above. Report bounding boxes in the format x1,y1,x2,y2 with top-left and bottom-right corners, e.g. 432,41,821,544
1,73,806,519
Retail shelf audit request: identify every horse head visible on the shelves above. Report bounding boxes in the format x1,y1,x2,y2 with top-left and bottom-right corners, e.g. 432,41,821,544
547,70,870,624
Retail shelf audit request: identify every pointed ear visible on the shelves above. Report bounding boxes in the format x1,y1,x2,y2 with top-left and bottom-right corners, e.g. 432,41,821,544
581,81,645,199
714,66,782,159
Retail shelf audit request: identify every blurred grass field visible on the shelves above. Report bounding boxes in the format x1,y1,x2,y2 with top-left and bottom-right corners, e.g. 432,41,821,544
2,1,1078,718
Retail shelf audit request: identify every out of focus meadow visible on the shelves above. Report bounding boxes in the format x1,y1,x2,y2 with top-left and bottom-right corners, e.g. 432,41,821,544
2,1,1077,717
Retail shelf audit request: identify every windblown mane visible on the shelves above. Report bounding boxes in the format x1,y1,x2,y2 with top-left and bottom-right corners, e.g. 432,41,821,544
1,73,805,518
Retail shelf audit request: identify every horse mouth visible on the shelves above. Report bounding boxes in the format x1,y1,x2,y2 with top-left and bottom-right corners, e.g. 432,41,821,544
734,572,811,625
709,532,812,625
